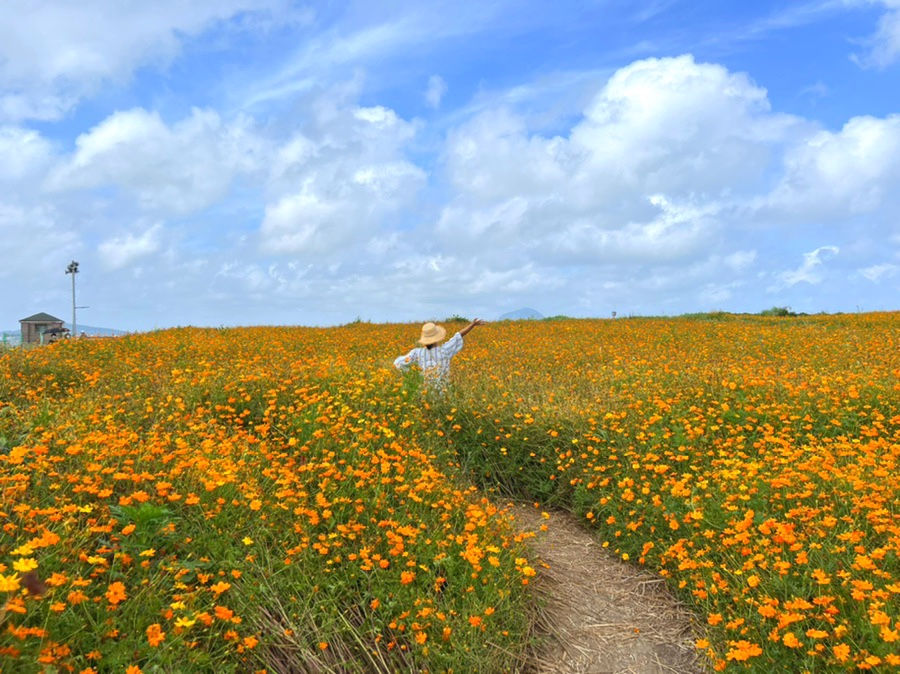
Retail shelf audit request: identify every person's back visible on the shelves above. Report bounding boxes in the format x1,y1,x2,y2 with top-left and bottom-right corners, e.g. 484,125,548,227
394,319,485,391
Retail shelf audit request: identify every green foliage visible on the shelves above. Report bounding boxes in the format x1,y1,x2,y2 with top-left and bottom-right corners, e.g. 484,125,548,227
759,306,796,317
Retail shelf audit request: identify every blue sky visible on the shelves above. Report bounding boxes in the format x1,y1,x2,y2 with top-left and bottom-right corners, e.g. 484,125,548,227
2,0,899,331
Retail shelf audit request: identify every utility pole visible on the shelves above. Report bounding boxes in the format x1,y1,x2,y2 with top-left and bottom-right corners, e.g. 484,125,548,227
66,261,79,336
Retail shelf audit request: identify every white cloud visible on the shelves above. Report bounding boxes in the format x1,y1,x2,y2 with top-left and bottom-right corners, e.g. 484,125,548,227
859,262,899,281
847,0,900,67
766,114,900,218
0,126,55,182
49,108,264,215
724,250,757,272
260,101,426,258
0,0,292,121
435,55,797,270
0,203,79,279
772,245,840,289
425,75,448,108
98,223,164,270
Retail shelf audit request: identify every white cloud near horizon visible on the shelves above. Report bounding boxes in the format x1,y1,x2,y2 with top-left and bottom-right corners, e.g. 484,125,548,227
772,245,840,289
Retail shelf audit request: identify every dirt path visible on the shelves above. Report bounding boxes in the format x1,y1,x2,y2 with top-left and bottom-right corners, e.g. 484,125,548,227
512,503,706,674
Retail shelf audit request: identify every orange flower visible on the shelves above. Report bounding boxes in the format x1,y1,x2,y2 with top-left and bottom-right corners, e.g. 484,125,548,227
782,632,801,648
146,623,165,647
105,581,127,605
833,643,850,662
209,581,231,595
725,640,762,661
214,605,234,621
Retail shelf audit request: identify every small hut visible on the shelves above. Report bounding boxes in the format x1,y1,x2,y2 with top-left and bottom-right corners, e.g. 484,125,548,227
20,312,66,344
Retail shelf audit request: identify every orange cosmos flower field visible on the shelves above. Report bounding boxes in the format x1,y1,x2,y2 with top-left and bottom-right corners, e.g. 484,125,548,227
2,313,899,672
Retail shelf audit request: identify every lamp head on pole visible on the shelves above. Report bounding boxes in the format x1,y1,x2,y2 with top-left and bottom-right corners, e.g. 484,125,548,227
66,261,79,275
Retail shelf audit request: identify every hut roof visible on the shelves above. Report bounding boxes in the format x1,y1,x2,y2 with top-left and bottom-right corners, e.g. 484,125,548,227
20,312,64,323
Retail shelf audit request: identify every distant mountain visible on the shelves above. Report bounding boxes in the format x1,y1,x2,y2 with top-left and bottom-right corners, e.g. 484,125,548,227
1,330,20,345
64,323,128,337
498,307,544,321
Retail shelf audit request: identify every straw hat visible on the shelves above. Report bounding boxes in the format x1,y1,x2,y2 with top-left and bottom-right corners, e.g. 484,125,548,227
418,322,446,345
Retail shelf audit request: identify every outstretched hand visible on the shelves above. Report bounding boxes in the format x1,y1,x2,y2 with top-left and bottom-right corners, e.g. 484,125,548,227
460,318,486,337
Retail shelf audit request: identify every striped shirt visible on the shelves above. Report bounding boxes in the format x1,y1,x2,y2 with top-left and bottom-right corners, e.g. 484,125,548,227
393,332,464,388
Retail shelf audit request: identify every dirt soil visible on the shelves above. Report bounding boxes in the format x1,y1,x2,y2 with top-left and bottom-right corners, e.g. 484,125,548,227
511,503,707,674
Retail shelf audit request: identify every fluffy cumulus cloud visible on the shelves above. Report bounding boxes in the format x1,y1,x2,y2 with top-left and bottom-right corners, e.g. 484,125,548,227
98,223,165,270
260,103,426,259
49,108,264,215
765,114,900,219
0,0,291,121
435,55,799,295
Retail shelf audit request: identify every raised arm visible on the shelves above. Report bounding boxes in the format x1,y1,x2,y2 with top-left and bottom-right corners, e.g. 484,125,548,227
459,318,486,338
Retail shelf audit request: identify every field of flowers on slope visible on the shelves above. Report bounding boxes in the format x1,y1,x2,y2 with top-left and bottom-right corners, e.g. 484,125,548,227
434,312,900,672
0,325,536,673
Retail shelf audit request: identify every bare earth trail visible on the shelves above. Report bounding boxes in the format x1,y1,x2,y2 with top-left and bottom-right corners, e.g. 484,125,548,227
512,503,706,674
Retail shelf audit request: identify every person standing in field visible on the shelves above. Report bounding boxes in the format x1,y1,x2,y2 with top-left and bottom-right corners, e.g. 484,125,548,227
394,318,486,390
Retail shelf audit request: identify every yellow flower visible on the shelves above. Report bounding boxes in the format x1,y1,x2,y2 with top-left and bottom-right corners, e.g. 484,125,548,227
13,558,38,573
0,573,21,592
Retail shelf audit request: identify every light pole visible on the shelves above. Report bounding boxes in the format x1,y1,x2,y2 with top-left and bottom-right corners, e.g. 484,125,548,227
65,261,79,336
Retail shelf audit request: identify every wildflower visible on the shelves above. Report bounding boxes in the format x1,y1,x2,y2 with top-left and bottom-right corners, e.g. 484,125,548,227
209,581,231,595
106,582,127,605
146,623,165,647
726,640,762,661
12,558,38,573
0,573,21,592
214,606,234,620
